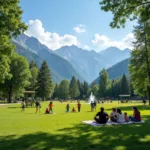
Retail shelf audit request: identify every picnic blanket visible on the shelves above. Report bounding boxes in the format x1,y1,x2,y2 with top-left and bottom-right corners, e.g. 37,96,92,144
82,120,145,126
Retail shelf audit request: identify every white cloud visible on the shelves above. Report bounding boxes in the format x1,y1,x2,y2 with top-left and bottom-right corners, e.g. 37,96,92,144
92,33,135,50
74,24,86,33
25,19,78,50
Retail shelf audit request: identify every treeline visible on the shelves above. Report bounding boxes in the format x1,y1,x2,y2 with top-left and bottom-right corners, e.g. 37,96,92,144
94,69,132,99
0,53,132,103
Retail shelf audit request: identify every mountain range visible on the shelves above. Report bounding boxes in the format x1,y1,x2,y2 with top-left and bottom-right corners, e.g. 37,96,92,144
92,58,130,84
13,34,131,83
13,34,83,83
55,46,131,82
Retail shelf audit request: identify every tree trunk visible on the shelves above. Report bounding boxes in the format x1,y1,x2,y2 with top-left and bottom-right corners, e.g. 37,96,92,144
8,85,12,103
147,86,150,105
144,30,150,105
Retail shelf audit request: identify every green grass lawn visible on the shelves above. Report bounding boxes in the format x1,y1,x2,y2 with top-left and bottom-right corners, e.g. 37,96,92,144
0,101,150,150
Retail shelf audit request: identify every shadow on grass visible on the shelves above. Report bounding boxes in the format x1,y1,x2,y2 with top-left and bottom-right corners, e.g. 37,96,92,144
0,118,150,150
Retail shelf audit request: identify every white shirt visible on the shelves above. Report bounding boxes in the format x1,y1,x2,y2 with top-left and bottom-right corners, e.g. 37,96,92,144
117,113,125,123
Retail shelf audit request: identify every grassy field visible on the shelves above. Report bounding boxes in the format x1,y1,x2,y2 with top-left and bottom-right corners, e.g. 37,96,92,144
0,101,150,150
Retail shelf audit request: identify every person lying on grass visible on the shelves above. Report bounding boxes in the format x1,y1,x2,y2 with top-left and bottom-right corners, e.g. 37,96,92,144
94,107,109,124
110,108,117,122
129,107,141,122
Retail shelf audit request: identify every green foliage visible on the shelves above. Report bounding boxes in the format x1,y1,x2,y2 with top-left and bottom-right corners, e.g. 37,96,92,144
120,74,129,94
100,0,150,28
0,0,27,82
0,53,31,103
27,61,39,91
91,84,99,97
129,18,150,98
36,61,53,100
69,76,80,99
58,80,69,100
98,69,110,97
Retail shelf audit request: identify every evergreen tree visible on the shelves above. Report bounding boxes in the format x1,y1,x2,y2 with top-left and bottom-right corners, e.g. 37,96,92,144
129,18,150,104
58,80,69,100
69,76,80,99
91,85,99,97
52,84,59,99
83,81,89,98
27,61,39,91
0,53,31,103
120,74,129,94
0,0,27,82
36,61,53,100
98,69,110,98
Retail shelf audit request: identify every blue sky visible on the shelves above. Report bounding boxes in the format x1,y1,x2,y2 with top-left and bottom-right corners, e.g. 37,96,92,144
20,0,135,51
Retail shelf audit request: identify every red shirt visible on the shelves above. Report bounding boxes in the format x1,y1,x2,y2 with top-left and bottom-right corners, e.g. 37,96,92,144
49,104,53,109
134,110,141,121
77,103,81,108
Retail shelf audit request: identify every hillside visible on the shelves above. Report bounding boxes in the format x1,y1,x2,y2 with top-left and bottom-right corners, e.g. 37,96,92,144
13,35,83,83
92,58,130,84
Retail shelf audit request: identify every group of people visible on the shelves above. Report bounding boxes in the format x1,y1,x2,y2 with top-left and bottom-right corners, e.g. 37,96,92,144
66,102,81,113
21,100,41,113
45,101,81,114
94,107,141,124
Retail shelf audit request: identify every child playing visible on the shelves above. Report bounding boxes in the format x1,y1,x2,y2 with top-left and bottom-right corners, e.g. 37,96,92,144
124,112,129,122
72,107,76,112
49,102,53,114
45,108,50,114
66,104,70,112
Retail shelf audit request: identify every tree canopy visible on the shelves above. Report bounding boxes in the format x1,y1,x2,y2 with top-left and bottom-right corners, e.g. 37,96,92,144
0,0,27,83
100,0,150,28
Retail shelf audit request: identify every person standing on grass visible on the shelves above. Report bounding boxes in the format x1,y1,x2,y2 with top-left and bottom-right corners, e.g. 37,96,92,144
49,102,53,114
77,101,81,112
21,100,26,113
66,103,70,112
129,107,141,122
94,101,97,111
94,107,109,124
35,101,41,113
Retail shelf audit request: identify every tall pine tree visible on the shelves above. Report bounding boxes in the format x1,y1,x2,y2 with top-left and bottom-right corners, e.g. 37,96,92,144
98,69,110,98
120,74,129,95
36,61,53,100
69,76,80,99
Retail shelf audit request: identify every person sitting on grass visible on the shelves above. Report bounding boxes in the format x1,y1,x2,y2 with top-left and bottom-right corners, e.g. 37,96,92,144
129,107,141,122
21,100,26,113
66,104,70,112
94,107,109,124
110,108,117,122
49,102,53,114
45,108,50,114
116,109,125,123
124,112,129,122
72,107,76,112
